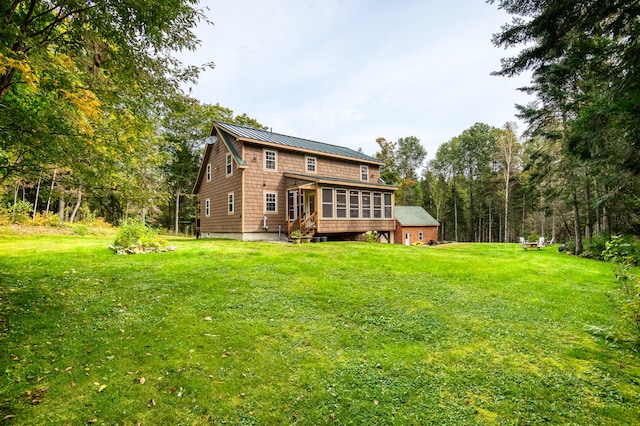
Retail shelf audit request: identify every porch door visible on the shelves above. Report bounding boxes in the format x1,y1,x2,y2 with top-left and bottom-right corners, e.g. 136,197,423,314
405,232,411,246
305,191,315,217
288,191,304,220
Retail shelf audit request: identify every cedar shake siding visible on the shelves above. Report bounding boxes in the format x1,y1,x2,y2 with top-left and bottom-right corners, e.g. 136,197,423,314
194,121,398,241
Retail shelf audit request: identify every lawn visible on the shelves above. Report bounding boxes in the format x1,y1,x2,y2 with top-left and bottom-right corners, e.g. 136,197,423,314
1,236,639,424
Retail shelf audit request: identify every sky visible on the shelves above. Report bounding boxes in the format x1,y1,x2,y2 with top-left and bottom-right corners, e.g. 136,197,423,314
179,0,532,161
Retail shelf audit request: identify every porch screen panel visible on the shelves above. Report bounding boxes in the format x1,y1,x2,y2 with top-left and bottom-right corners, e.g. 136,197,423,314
336,189,347,218
361,191,371,218
349,190,360,218
384,193,393,218
373,192,382,218
321,188,333,218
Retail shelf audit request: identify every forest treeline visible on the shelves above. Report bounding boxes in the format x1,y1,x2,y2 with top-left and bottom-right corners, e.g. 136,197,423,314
2,1,639,253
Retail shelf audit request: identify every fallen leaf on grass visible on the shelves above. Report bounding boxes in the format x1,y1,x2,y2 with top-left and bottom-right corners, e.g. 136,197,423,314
98,384,107,392
87,419,97,424
374,400,379,405
138,377,145,385
204,316,212,321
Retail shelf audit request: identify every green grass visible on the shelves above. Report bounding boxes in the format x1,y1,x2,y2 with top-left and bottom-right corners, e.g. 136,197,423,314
1,236,639,424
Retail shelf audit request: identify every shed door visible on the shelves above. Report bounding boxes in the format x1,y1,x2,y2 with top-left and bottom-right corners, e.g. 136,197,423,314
405,233,411,246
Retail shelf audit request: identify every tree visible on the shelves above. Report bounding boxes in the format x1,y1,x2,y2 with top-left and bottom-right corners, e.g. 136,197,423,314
494,123,522,242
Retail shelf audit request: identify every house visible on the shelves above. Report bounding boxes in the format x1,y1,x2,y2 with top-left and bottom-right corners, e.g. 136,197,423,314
194,121,398,241
394,205,439,245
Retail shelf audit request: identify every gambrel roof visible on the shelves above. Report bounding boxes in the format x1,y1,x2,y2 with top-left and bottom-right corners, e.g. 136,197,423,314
214,121,383,165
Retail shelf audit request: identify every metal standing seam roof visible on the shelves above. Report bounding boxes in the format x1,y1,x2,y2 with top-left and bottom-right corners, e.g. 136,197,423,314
394,206,439,226
214,121,382,164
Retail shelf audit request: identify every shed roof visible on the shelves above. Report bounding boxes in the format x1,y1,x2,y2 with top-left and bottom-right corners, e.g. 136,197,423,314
395,206,439,226
214,121,382,164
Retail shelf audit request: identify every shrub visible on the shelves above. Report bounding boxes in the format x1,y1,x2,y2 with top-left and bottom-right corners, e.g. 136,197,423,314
363,230,379,243
582,233,611,260
8,200,32,224
112,217,169,254
604,235,640,344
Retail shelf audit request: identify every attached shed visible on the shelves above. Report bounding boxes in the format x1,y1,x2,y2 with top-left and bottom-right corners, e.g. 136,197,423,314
394,206,439,245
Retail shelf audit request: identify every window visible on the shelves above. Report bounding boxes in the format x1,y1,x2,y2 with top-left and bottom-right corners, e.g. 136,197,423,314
384,193,393,219
349,190,360,218
336,189,347,218
206,164,211,182
418,232,424,241
361,191,371,219
226,153,232,176
264,149,277,171
228,192,234,214
265,192,277,213
373,192,382,218
205,198,210,217
306,156,317,173
321,188,333,219
360,165,369,181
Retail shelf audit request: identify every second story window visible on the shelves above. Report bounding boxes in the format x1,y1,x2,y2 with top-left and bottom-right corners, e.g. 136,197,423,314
226,153,232,176
361,165,369,181
306,157,316,173
264,149,277,171
206,164,211,181
205,198,210,217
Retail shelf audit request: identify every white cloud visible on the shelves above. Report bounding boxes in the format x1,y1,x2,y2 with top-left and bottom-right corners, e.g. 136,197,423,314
181,0,533,160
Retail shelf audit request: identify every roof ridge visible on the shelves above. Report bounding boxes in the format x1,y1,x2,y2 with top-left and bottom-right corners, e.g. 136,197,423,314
213,120,376,161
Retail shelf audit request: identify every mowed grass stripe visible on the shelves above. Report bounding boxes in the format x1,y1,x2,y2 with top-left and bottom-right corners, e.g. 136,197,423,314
0,236,638,424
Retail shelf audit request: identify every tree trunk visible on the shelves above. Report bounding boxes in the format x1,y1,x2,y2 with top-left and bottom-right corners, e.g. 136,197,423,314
584,176,592,244
174,187,181,235
12,185,18,222
45,168,56,215
69,188,82,222
453,185,459,242
58,198,66,223
504,176,510,243
572,190,583,255
32,176,41,221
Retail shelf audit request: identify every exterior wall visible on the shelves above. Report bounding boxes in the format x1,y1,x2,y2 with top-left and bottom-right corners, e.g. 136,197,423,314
241,142,386,235
198,138,243,234
319,218,396,234
242,143,294,233
394,225,439,245
197,136,391,239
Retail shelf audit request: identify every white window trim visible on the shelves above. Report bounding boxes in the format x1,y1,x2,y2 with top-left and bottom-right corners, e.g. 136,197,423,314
205,198,210,217
264,149,277,171
373,192,382,219
264,191,277,213
336,188,347,219
206,164,211,182
360,165,369,182
227,192,234,215
321,187,334,219
383,192,393,219
306,156,317,174
349,190,360,219
361,191,371,219
226,153,233,177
